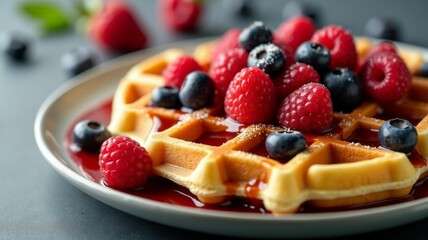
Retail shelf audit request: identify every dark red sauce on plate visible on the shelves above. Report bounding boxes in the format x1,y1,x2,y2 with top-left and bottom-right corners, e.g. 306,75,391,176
64,100,428,214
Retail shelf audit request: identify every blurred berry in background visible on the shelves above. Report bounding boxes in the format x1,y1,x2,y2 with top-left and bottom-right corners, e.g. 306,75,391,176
158,0,202,32
282,1,319,25
222,0,251,16
88,0,148,53
0,32,31,62
61,46,96,77
365,16,400,41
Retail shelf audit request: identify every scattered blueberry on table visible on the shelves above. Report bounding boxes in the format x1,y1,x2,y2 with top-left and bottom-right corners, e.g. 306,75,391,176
61,46,96,77
365,16,400,41
0,32,30,62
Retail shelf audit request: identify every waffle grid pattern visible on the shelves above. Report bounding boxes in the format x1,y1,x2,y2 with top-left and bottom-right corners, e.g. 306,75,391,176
108,40,428,214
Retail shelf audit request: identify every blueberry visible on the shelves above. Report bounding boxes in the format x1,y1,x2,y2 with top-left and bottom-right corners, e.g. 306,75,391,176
322,68,363,113
378,118,418,153
222,0,251,16
418,62,428,77
179,71,215,110
282,1,319,25
0,32,30,62
295,42,330,74
61,47,96,77
365,17,400,41
73,120,111,152
265,130,307,159
151,86,181,109
248,43,286,79
239,21,273,52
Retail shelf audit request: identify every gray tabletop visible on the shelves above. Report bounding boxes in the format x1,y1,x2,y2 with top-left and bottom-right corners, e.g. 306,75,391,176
2,0,428,239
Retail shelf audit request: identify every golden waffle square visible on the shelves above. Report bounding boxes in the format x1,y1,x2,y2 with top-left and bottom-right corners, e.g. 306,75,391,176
108,39,428,214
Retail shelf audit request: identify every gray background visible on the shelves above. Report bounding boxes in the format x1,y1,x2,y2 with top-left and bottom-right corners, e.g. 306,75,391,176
2,0,428,239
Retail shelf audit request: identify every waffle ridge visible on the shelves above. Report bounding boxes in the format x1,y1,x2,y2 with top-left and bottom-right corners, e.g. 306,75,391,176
108,39,428,214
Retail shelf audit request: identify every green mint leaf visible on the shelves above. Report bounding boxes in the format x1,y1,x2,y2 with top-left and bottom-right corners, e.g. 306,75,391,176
74,2,90,17
20,2,71,34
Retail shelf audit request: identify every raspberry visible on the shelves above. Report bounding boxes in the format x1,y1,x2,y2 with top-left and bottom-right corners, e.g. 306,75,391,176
359,53,411,104
212,28,241,62
355,58,365,74
277,83,333,133
275,63,320,100
357,41,398,74
159,0,202,32
365,41,397,60
209,48,248,98
99,136,152,189
274,16,315,54
224,67,277,124
162,55,202,88
311,25,357,70
88,1,148,52
273,38,295,70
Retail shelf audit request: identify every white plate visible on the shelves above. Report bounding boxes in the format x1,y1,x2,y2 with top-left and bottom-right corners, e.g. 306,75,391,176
35,38,428,239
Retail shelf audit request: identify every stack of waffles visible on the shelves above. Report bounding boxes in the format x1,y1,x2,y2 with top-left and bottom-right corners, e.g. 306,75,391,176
107,38,428,214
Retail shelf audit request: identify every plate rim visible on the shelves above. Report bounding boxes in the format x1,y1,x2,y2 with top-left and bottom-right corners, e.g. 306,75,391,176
34,37,428,238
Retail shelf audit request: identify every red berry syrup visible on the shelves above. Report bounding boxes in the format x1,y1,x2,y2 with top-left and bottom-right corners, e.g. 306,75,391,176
64,99,428,214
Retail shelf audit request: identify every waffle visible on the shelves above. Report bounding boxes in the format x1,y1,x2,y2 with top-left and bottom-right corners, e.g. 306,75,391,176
107,39,428,214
